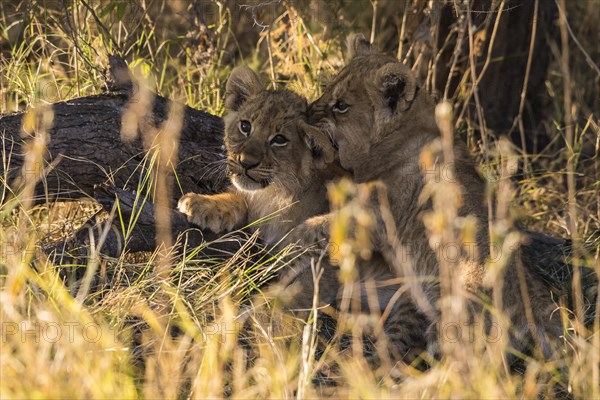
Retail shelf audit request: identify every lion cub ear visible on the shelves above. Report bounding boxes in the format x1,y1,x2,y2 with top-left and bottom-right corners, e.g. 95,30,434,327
298,120,335,168
371,62,417,113
346,33,371,61
226,66,265,111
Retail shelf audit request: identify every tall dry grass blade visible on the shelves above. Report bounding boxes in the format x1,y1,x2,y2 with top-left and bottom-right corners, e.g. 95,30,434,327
558,0,584,332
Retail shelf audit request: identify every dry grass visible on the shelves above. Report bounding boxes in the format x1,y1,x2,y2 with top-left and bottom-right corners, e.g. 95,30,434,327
1,1,599,398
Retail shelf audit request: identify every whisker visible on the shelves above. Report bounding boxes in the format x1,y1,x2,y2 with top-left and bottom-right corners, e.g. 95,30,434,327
200,161,228,180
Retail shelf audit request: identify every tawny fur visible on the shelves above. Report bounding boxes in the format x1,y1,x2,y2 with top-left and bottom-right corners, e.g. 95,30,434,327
306,34,563,358
178,66,429,361
178,66,338,245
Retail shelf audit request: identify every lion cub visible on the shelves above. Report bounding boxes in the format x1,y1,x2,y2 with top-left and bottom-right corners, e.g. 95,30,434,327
178,66,338,245
307,34,564,359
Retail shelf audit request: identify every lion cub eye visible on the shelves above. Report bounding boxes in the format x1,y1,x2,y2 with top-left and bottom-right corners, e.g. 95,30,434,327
270,135,288,147
333,99,349,113
239,120,252,136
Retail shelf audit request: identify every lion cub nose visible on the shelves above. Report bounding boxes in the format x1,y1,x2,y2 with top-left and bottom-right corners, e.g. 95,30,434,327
239,152,260,170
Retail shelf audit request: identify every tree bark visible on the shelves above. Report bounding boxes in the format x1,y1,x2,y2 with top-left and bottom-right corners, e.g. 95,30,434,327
0,89,227,204
1,55,233,258
46,184,252,263
383,0,557,153
434,0,558,153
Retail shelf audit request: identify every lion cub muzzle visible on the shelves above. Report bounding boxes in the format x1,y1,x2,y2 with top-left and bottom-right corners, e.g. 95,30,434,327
227,150,272,191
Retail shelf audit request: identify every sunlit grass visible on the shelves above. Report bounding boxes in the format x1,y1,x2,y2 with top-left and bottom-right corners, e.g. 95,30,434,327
1,0,598,398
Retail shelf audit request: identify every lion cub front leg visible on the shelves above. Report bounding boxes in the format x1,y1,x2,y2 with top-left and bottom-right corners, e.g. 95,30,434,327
178,191,248,233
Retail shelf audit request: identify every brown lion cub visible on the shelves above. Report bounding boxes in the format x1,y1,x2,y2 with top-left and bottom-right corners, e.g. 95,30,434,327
306,34,564,358
178,66,338,245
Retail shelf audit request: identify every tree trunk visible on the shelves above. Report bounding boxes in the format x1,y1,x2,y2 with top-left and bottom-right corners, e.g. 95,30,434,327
434,0,558,153
383,0,557,153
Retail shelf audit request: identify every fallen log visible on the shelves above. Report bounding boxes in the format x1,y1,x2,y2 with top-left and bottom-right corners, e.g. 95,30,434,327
1,55,238,260
45,184,252,262
0,60,227,205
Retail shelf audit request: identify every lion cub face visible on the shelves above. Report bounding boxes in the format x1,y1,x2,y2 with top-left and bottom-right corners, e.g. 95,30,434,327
308,35,418,173
223,67,333,194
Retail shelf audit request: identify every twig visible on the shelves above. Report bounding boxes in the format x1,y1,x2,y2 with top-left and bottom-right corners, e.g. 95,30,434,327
465,2,488,151
266,29,277,89
442,6,466,102
557,0,584,332
508,0,538,176
239,0,282,30
396,0,409,60
80,0,123,54
465,0,493,256
430,26,457,95
59,0,102,74
455,0,505,124
370,0,378,45
554,0,600,76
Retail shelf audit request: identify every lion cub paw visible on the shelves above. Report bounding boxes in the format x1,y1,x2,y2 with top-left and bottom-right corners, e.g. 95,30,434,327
177,193,244,233
287,214,331,248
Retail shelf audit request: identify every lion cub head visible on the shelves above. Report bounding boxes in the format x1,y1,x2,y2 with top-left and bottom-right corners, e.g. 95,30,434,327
223,66,334,194
308,34,436,173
